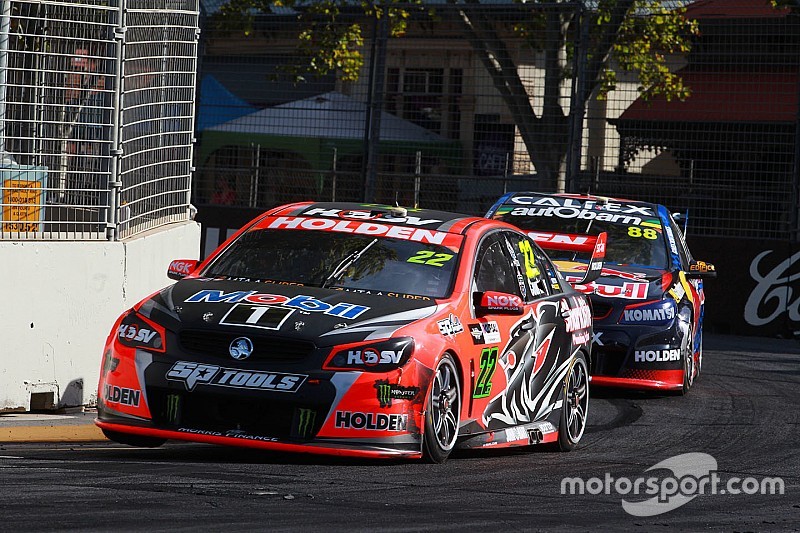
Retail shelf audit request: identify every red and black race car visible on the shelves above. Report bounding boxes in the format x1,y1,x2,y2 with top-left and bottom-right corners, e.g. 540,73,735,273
487,192,716,394
96,202,597,461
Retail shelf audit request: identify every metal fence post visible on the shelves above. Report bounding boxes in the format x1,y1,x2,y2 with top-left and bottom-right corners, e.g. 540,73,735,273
107,2,126,241
565,3,588,194
331,147,337,202
0,0,11,156
414,150,421,208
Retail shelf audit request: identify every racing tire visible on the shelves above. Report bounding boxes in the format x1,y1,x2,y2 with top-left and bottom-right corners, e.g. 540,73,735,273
422,354,461,463
680,324,695,396
557,352,589,452
102,428,166,448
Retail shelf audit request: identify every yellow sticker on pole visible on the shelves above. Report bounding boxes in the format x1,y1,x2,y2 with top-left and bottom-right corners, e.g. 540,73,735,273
3,179,44,232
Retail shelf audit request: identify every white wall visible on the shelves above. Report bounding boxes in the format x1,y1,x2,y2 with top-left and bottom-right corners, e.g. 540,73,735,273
0,221,201,411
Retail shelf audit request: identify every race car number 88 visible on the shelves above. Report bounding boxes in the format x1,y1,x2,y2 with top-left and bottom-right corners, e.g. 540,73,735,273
628,227,658,240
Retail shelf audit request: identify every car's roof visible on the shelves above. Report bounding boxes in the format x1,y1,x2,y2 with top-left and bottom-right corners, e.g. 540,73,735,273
260,201,490,235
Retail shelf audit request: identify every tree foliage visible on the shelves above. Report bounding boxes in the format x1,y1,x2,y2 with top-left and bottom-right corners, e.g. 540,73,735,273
217,1,702,189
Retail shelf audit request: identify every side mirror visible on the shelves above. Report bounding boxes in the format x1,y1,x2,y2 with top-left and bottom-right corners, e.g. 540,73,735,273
686,260,716,279
577,231,607,285
167,259,200,280
474,291,525,316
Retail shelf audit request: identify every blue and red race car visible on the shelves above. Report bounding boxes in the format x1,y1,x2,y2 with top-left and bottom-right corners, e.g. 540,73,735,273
97,202,597,461
487,192,716,394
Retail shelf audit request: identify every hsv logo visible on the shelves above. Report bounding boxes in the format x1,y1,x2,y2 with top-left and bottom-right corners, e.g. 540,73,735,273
118,325,159,345
116,314,164,351
347,348,403,366
327,339,413,371
185,290,369,320
166,361,306,392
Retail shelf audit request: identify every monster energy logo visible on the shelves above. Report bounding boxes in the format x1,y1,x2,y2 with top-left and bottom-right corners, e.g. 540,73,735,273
296,408,317,439
375,381,392,408
166,394,181,424
374,380,419,408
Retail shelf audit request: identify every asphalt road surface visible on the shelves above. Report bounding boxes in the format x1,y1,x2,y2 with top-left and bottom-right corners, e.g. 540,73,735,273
1,335,798,532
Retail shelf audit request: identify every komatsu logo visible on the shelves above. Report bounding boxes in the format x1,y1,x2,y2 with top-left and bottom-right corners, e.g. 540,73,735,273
635,349,680,362
335,411,409,431
623,307,675,323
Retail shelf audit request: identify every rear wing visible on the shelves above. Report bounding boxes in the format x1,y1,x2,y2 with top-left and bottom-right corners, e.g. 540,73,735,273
529,231,607,285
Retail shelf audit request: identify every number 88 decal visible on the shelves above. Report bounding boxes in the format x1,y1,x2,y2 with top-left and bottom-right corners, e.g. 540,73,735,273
627,226,658,240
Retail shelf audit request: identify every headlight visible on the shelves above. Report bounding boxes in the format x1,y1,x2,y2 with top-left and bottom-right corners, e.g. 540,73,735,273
324,337,414,372
115,310,166,352
618,299,676,326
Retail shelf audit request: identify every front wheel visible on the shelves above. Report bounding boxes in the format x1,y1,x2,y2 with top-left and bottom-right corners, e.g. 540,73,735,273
422,354,461,463
681,324,695,395
557,352,589,452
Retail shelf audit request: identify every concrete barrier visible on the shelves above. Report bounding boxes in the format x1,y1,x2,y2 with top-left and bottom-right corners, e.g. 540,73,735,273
0,221,201,411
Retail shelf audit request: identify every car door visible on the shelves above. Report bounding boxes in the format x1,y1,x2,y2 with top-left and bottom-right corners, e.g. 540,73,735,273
470,230,568,430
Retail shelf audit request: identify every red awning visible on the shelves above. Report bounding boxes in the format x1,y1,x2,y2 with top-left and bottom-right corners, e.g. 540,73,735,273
617,70,799,124
685,0,789,19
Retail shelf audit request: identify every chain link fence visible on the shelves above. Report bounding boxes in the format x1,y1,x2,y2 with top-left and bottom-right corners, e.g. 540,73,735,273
195,1,799,243
0,0,198,240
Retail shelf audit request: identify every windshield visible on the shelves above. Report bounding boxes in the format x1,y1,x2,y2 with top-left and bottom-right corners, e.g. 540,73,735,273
204,229,461,298
495,205,670,269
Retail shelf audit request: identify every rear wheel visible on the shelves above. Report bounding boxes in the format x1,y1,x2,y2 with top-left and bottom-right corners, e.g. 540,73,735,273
422,354,461,463
557,352,589,452
102,428,166,448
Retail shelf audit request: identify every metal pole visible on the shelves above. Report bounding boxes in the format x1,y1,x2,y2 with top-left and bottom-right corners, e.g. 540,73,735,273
107,2,125,240
0,0,13,156
791,75,800,244
331,147,337,202
362,9,388,203
413,150,421,208
565,4,589,193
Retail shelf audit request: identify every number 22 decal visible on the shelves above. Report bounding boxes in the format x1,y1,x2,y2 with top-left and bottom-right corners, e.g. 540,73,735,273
473,347,498,398
407,250,454,267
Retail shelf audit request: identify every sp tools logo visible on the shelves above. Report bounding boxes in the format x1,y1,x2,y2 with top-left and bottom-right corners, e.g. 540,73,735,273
374,380,419,408
166,361,306,392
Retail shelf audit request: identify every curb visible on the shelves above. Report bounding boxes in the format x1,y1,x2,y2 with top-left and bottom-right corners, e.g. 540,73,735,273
0,424,107,443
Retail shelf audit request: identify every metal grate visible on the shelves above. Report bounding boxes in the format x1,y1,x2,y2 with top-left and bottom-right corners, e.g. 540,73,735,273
179,329,316,361
0,0,199,240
